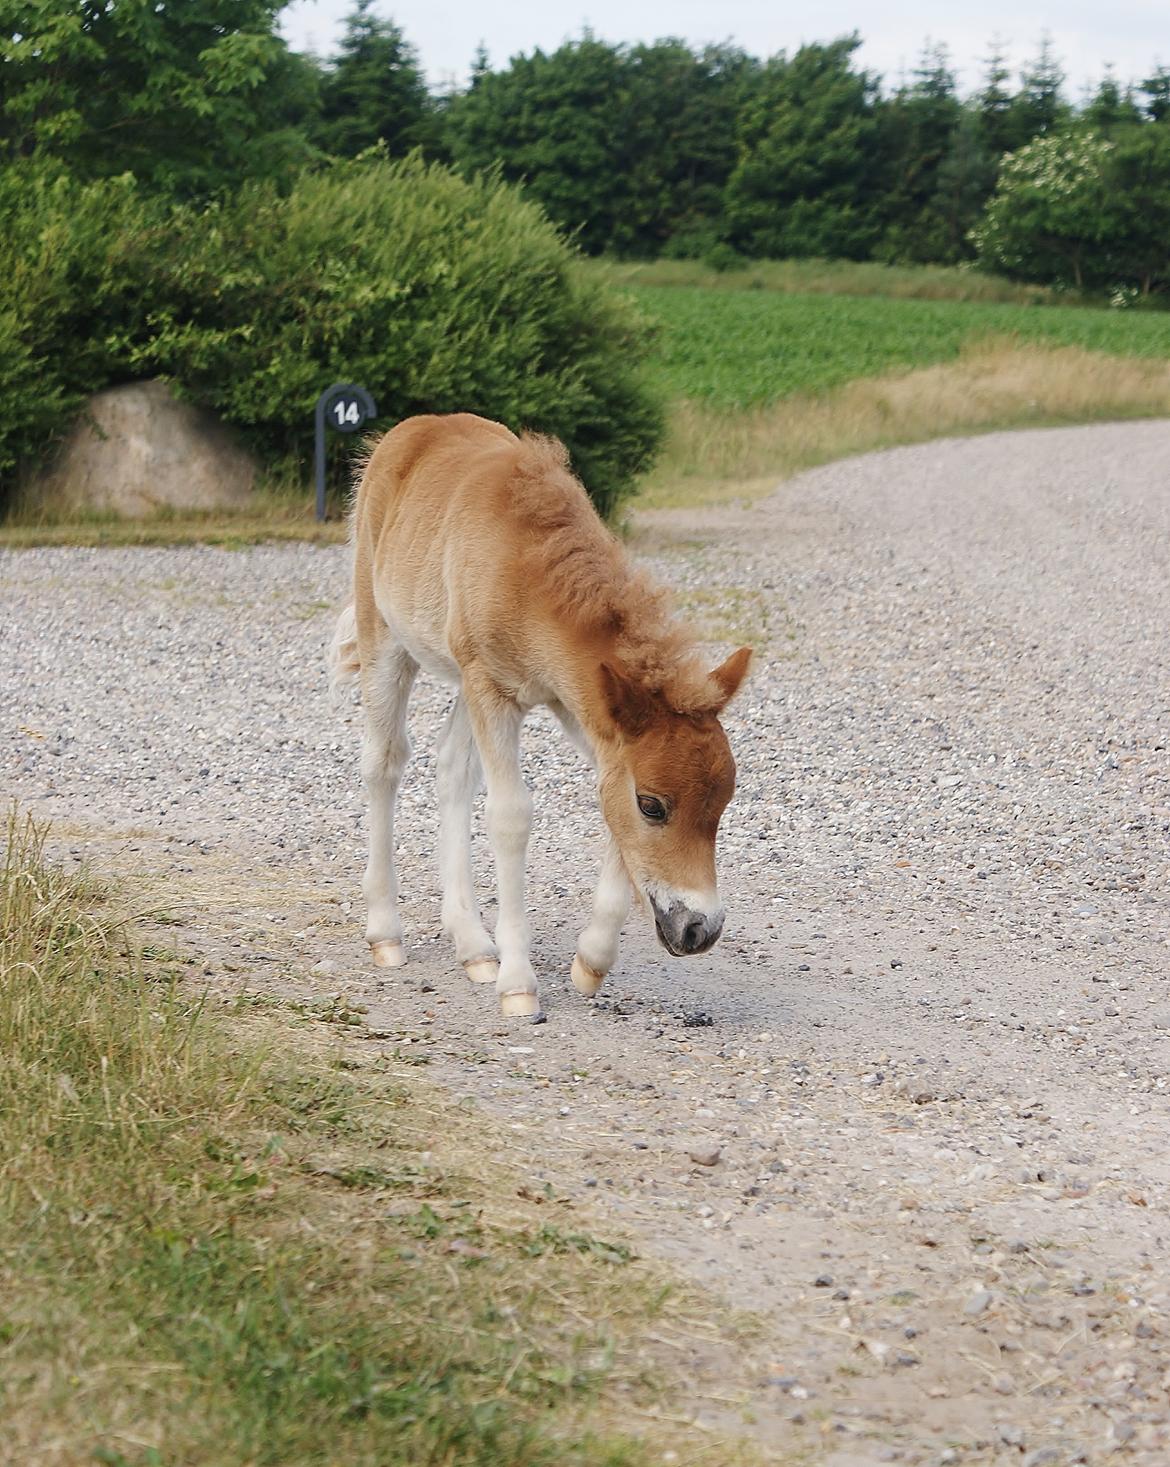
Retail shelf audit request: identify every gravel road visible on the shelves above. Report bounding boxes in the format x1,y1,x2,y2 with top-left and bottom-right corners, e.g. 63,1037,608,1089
4,419,1170,1465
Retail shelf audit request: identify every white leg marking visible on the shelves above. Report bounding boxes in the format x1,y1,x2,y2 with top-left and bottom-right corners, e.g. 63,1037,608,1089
574,836,631,994
436,695,497,979
464,677,538,1014
361,642,417,963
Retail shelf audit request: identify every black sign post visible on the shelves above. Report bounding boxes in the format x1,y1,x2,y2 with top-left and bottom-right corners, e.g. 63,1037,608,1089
314,382,377,521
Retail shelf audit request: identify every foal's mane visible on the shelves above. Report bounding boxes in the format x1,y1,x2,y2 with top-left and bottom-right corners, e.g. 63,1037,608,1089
511,434,718,715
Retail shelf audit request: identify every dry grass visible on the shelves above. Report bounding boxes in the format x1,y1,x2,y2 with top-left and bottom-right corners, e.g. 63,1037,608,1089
0,502,349,549
0,810,771,1467
638,337,1170,509
600,256,1056,304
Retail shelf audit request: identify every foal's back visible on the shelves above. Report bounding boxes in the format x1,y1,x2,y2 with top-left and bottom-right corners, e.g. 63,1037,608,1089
351,413,624,689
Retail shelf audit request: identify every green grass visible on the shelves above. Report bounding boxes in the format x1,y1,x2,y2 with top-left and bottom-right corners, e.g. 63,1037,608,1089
0,810,761,1467
628,286,1170,410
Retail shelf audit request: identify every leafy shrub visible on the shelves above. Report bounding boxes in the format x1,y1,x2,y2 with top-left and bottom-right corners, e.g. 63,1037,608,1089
970,126,1170,299
703,242,748,274
2,154,664,518
135,154,663,515
660,221,746,274
660,220,726,261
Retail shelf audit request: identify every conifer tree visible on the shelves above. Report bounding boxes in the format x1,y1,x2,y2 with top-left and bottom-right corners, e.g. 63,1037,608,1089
1139,64,1170,122
929,106,997,259
317,1,437,158
446,34,750,256
1083,67,1144,130
725,36,881,259
976,38,1015,157
874,41,963,260
1007,33,1070,147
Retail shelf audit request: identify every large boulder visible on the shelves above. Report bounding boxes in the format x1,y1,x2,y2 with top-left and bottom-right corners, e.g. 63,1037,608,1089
30,379,256,517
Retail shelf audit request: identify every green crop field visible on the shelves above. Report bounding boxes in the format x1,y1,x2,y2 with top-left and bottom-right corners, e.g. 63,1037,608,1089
629,286,1170,409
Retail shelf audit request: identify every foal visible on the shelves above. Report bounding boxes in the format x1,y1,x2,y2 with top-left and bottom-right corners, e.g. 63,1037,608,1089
330,413,751,1018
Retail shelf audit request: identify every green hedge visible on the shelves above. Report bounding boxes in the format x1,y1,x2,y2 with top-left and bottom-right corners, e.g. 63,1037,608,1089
1,155,664,517
0,165,160,487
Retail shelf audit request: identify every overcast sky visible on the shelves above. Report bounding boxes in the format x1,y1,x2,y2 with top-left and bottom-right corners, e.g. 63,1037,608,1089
279,0,1168,98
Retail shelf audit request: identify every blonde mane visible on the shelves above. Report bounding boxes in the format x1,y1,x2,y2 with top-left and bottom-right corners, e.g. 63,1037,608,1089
510,434,718,714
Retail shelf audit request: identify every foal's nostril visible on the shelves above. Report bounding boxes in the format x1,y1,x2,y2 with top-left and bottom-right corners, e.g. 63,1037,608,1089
651,901,725,957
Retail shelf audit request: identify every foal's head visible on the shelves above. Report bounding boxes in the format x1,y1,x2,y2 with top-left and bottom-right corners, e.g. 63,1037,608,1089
597,647,751,957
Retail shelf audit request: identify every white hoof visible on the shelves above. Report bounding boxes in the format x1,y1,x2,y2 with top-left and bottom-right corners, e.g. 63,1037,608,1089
371,940,407,969
463,957,499,985
499,990,541,1018
570,954,604,997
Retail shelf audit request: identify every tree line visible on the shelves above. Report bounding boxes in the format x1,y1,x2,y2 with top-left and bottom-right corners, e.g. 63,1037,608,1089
3,0,1170,292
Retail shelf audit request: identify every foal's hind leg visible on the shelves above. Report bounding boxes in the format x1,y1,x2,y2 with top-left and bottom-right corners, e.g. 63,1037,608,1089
572,836,631,997
360,637,418,968
436,695,498,984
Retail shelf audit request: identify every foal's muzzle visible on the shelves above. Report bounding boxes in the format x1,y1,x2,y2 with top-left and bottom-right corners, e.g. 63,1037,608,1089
651,899,725,957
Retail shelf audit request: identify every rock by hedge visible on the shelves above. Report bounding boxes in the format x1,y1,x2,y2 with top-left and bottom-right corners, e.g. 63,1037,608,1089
25,380,256,518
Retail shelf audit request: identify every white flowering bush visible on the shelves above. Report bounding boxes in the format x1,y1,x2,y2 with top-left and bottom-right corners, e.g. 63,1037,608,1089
972,131,1118,289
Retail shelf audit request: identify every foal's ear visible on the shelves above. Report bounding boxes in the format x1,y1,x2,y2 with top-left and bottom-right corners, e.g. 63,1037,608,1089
708,646,753,711
599,662,655,736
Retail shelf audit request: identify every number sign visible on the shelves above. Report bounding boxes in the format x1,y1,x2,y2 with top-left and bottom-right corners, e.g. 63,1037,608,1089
326,389,371,434
314,382,377,520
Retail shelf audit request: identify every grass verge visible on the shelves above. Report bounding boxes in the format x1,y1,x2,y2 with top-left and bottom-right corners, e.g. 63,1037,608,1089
0,502,349,550
638,337,1170,509
0,810,761,1466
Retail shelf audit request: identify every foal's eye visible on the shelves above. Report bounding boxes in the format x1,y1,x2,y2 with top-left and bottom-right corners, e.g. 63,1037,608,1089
637,793,668,824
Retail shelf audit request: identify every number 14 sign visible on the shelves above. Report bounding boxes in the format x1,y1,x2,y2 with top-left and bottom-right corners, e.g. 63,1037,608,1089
314,382,377,521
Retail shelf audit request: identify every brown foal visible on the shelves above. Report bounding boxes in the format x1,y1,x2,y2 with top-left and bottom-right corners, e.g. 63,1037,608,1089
330,413,750,1018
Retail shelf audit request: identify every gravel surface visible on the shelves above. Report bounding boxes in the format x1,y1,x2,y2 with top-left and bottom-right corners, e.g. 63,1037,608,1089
4,418,1170,1464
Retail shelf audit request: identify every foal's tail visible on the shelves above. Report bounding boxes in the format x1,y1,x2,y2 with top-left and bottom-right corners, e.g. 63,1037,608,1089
327,602,361,706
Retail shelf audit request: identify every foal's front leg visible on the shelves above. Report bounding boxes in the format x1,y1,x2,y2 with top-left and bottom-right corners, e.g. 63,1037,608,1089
463,677,539,1018
572,836,632,997
547,702,632,999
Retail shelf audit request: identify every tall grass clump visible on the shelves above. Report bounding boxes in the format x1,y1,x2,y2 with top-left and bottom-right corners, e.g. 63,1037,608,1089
0,812,228,1171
